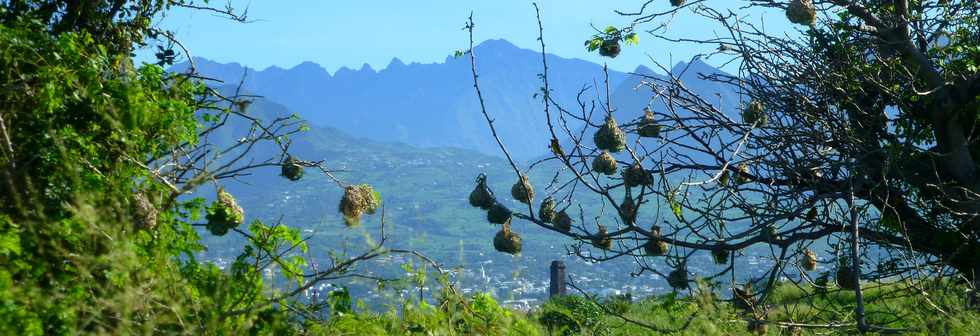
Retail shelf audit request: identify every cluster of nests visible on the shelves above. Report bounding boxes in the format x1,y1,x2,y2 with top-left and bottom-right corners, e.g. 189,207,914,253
469,174,579,255
206,187,245,236
339,184,380,226
593,153,655,190
593,110,662,153
591,112,658,188
468,174,522,255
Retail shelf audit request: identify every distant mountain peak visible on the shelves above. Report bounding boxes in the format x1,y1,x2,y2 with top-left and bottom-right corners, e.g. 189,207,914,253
632,65,657,76
387,57,406,69
293,61,325,71
671,57,718,76
475,38,520,51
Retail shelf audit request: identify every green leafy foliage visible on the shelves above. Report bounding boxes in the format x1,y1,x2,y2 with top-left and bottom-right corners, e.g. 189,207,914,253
0,13,306,335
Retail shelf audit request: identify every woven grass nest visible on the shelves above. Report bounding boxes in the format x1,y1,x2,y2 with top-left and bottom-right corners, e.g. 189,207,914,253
132,192,157,231
836,267,858,290
592,225,612,250
510,174,534,204
592,151,618,175
670,0,686,7
761,226,781,243
638,107,661,138
539,197,556,223
667,264,689,290
281,155,304,181
742,100,768,126
598,39,621,58
554,210,572,232
619,195,636,226
206,187,245,236
493,223,522,255
594,116,626,152
487,202,512,224
643,225,669,256
786,0,816,26
803,249,818,271
623,163,653,188
468,174,495,210
339,184,380,226
747,319,768,335
711,248,729,265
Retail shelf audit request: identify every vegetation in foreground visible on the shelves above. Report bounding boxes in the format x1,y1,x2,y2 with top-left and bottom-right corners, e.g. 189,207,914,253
1,0,977,335
312,279,979,335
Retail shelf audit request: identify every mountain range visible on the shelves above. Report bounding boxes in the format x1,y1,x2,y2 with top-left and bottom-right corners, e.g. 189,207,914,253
172,39,736,161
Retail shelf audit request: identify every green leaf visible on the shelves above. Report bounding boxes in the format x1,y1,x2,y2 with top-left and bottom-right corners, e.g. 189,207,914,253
624,33,639,46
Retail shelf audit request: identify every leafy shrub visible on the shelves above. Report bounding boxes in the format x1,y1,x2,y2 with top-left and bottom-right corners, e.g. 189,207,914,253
538,295,602,335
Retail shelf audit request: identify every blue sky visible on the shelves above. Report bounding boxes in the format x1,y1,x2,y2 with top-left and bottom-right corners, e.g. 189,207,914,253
153,1,796,74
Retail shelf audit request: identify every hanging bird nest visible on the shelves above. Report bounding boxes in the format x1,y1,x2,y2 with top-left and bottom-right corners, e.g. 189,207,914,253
644,239,669,256
593,225,612,250
339,184,380,226
598,39,621,58
670,0,687,7
469,174,495,210
741,100,768,126
711,248,729,265
623,163,653,188
805,207,817,221
510,174,534,204
667,265,689,290
281,155,304,181
761,226,780,243
206,187,245,236
539,197,557,223
638,108,661,138
592,151,618,175
620,195,636,225
786,0,816,26
132,192,157,231
803,249,818,271
733,284,755,311
554,210,572,232
735,164,750,184
493,223,522,255
836,267,858,290
594,116,626,152
747,319,768,335
643,225,669,256
487,202,512,224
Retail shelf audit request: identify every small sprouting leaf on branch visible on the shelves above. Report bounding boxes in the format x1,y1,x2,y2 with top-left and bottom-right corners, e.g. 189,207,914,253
624,33,639,46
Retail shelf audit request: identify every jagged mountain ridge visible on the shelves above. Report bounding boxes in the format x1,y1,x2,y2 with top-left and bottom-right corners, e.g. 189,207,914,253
172,39,738,161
